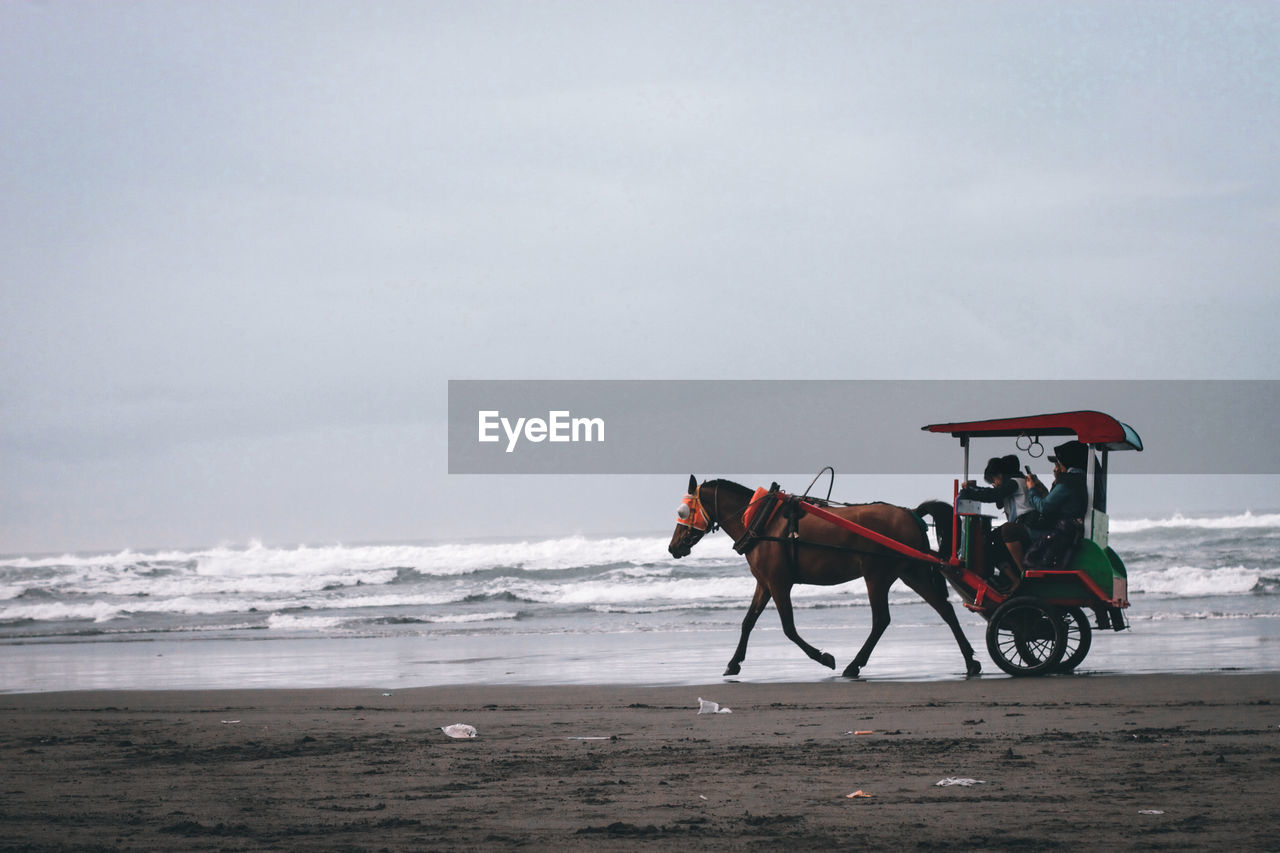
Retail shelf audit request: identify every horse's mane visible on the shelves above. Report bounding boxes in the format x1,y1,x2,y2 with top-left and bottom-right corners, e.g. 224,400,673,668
700,479,755,500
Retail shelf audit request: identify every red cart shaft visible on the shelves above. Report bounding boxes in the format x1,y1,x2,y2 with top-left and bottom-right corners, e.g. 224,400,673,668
797,499,940,565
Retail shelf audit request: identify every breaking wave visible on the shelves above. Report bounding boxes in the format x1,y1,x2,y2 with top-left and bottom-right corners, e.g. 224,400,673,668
1111,511,1280,534
2,523,1277,640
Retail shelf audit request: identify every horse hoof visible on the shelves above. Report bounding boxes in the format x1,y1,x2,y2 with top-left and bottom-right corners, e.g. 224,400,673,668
818,653,836,670
723,663,741,676
966,660,982,677
842,664,860,679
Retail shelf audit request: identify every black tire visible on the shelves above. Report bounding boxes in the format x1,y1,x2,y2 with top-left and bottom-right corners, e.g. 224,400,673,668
1055,606,1093,672
985,597,1067,677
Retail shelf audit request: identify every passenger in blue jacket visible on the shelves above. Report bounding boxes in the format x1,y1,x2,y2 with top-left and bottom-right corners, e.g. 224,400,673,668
1002,440,1089,587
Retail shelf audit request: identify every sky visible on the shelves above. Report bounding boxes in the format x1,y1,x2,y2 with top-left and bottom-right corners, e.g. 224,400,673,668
2,1,1278,553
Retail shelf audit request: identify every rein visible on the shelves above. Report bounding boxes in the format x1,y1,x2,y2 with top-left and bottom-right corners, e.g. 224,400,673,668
702,484,722,534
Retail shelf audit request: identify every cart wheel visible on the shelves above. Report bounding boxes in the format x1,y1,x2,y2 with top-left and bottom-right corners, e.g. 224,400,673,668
985,597,1067,677
1055,606,1093,672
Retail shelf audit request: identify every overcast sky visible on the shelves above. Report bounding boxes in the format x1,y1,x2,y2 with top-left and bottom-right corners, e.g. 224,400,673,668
3,2,1278,553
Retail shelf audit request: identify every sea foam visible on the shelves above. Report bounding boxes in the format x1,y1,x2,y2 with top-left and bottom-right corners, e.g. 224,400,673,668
1129,564,1277,598
0,534,728,580
1111,511,1280,534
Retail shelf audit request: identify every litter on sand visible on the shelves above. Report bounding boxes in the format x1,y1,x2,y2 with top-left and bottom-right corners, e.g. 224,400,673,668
935,777,987,787
441,723,478,739
845,790,873,798
1138,809,1165,815
697,697,732,714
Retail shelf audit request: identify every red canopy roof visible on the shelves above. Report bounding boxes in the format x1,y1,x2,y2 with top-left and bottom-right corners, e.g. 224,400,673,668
922,411,1142,450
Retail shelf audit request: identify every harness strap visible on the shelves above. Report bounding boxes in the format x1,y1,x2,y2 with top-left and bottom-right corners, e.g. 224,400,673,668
784,496,804,577
733,483,782,554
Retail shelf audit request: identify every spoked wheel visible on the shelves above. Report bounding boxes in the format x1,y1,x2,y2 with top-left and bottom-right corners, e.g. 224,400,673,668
985,597,1067,677
1054,606,1093,672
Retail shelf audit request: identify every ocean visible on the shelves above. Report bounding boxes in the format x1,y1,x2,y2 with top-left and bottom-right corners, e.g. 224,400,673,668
2,512,1278,692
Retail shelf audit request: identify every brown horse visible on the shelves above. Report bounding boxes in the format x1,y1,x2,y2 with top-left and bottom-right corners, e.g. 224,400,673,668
668,476,981,678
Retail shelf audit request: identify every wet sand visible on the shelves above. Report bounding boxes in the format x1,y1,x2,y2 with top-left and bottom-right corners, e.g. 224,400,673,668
3,673,1278,851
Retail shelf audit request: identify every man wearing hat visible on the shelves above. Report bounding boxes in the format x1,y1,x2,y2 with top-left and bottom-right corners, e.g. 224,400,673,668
1001,440,1089,588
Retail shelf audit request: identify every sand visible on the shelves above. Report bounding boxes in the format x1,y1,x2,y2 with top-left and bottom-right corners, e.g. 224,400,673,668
2,673,1278,851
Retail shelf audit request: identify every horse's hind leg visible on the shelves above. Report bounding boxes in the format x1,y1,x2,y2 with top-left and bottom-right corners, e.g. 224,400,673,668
724,581,771,676
773,584,836,670
843,573,892,678
901,568,982,676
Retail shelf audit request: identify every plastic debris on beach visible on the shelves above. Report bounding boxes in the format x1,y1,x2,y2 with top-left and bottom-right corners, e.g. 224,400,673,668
1138,809,1165,815
441,723,478,739
697,697,732,715
845,790,873,798
935,777,987,787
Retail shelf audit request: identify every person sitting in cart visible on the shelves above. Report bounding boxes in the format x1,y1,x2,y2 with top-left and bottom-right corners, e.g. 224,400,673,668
960,455,1034,522
999,440,1089,589
960,455,1035,587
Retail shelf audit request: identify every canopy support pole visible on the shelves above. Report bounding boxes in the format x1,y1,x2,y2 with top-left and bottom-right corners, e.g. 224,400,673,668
1084,445,1097,540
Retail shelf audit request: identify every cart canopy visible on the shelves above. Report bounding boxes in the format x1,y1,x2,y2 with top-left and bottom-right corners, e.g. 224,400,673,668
922,411,1142,451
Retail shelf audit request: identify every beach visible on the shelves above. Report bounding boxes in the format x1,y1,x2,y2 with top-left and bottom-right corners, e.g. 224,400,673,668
3,520,1278,849
3,673,1277,851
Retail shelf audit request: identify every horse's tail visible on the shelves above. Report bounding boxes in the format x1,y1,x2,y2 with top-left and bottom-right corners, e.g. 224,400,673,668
914,500,954,560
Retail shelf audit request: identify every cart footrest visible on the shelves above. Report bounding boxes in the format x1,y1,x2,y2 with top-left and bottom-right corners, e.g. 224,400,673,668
1097,607,1128,631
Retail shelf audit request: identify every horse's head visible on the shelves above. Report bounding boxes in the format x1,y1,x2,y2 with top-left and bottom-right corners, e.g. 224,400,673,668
669,474,716,558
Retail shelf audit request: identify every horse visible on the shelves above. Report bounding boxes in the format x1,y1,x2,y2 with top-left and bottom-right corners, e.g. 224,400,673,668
668,475,982,678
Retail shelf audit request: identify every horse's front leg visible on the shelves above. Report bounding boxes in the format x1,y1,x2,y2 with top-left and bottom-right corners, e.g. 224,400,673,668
724,581,771,676
773,584,836,670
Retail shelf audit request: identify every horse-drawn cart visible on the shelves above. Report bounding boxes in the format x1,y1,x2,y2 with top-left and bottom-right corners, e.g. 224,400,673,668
668,410,1142,679
922,411,1143,676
